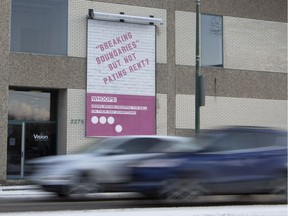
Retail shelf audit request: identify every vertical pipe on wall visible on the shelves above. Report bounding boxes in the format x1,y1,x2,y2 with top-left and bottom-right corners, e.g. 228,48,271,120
195,0,201,135
20,122,25,178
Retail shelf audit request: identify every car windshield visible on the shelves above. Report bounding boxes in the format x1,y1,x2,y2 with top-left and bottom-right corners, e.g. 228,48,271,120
79,137,131,155
77,136,204,155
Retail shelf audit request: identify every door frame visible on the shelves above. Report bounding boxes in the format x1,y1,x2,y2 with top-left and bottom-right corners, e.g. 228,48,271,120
7,120,57,179
7,121,25,179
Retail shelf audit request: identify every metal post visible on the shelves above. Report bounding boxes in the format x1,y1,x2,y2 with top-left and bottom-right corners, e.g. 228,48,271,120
21,122,25,178
195,0,201,136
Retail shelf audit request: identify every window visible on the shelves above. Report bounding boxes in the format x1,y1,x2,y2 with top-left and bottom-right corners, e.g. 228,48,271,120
10,0,68,55
206,132,276,152
201,14,223,67
8,90,57,121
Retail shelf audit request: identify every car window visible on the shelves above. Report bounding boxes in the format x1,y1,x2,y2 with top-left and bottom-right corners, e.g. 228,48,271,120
150,139,203,152
249,133,276,148
206,133,248,152
82,137,130,155
205,132,276,152
274,134,288,146
116,138,164,154
81,137,194,155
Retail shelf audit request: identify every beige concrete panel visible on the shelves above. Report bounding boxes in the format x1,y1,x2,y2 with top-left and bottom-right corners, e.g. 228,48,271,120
175,11,195,66
201,96,287,129
176,94,287,129
176,94,195,129
224,17,287,73
68,0,167,63
156,94,167,135
66,89,100,154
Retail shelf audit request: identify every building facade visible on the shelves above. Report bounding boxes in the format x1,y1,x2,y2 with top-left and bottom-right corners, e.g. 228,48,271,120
0,0,287,180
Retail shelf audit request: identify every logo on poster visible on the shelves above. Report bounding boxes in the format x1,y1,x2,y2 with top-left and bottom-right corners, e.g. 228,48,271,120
33,134,49,141
91,96,117,102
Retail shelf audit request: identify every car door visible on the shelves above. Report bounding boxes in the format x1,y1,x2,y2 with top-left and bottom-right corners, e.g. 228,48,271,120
95,137,166,183
245,132,287,192
200,131,271,194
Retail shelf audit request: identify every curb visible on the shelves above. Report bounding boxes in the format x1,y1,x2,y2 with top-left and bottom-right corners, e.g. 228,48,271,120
0,185,39,191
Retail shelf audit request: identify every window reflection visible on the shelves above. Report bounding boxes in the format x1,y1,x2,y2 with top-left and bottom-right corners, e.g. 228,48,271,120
10,0,68,55
201,14,223,67
9,91,50,121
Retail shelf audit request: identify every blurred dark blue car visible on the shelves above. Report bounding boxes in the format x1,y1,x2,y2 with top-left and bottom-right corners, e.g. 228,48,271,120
126,127,287,201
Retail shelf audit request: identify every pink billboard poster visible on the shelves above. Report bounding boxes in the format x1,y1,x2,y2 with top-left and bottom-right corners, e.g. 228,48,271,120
87,19,156,136
86,93,155,137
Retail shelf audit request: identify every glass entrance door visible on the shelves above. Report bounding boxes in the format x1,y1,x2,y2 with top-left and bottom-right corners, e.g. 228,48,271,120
8,89,58,179
7,122,56,178
7,124,23,178
25,123,56,161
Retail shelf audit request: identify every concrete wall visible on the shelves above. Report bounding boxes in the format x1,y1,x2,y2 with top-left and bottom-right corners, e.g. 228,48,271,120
0,0,287,180
0,0,10,180
175,11,287,73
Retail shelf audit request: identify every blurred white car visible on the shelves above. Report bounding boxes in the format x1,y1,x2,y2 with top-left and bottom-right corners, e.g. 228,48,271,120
26,135,196,197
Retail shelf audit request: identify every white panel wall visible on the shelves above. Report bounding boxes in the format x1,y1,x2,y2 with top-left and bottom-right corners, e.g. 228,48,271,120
156,94,167,135
224,17,287,73
68,0,167,63
87,20,156,96
67,89,100,154
175,11,196,66
176,95,287,130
